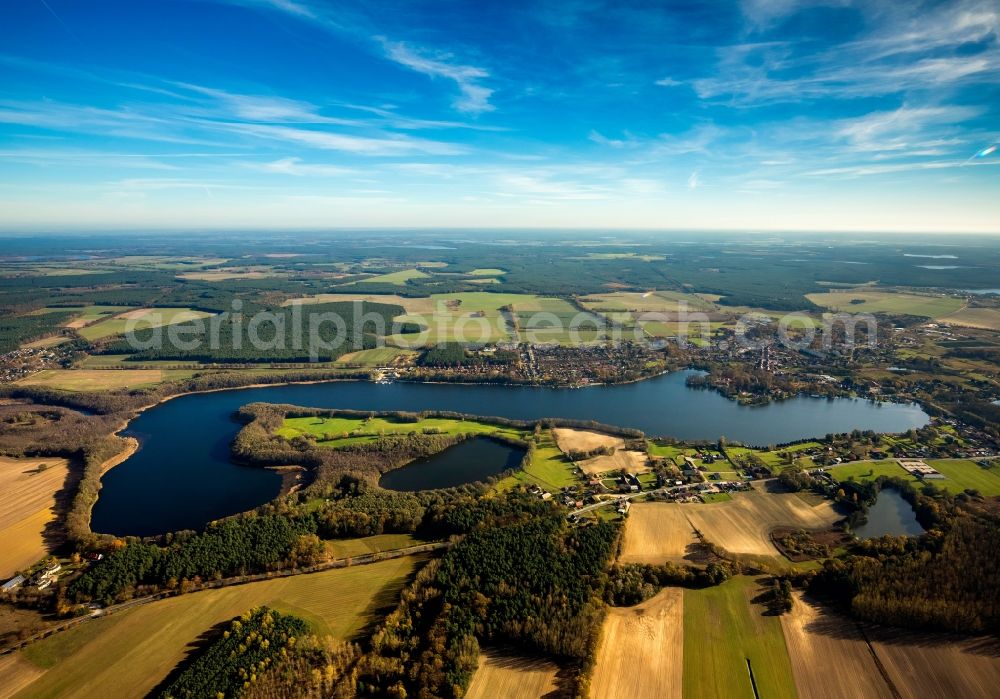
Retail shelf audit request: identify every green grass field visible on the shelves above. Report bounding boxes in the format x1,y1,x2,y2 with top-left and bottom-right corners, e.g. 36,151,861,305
805,291,964,318
496,431,577,492
356,268,430,285
828,459,1000,495
278,415,528,444
468,268,505,276
13,556,423,699
926,459,1000,495
76,308,214,341
325,533,423,558
580,290,717,314
683,576,796,699
335,347,416,366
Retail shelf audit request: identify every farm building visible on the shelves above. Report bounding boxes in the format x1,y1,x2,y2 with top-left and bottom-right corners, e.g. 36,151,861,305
898,459,945,479
1,575,25,592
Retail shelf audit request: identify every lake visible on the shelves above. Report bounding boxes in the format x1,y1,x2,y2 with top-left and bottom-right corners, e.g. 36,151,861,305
854,489,925,539
378,437,525,491
90,370,929,536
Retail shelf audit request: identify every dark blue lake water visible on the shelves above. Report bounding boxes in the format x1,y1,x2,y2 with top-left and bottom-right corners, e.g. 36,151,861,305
378,437,525,492
854,489,925,539
90,370,928,536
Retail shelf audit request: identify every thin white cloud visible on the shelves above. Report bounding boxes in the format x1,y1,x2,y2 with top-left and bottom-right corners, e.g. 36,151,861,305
228,123,467,155
249,157,356,176
379,39,495,114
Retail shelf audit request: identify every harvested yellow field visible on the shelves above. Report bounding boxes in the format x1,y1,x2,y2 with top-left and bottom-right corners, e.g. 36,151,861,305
579,449,649,475
620,503,700,565
939,307,1000,331
12,555,423,699
870,628,1000,699
0,654,44,699
781,593,893,699
16,369,172,392
591,587,683,699
552,428,624,453
465,651,561,699
686,490,839,557
0,456,70,578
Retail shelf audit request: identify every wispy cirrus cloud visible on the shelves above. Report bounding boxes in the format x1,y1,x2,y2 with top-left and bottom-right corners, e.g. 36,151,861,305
377,39,495,114
697,1,1000,104
220,1,497,114
248,157,356,176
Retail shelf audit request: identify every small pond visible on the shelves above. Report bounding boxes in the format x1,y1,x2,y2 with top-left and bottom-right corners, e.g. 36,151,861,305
854,489,925,539
378,437,526,492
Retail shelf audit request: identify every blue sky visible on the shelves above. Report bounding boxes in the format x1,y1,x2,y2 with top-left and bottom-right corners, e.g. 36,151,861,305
0,0,998,232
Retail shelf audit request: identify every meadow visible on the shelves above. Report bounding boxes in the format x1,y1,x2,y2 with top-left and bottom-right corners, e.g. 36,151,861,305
805,290,965,318
355,268,430,285
683,576,796,699
76,307,215,341
828,458,1000,496
10,555,423,699
938,306,1000,331
278,414,527,443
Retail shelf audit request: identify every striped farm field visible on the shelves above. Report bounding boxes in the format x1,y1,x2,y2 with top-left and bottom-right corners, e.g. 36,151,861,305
591,587,683,699
0,456,71,578
466,651,562,699
10,555,424,699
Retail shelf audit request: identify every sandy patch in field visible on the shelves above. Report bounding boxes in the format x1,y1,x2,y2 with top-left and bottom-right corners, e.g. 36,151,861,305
686,491,839,558
870,628,1000,699
781,593,893,699
465,651,561,699
579,450,649,475
0,456,70,577
552,428,624,453
620,503,700,565
591,587,683,699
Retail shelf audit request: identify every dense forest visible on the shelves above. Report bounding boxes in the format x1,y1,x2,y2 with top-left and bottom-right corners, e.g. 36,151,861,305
159,607,309,699
353,497,618,698
0,309,75,353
